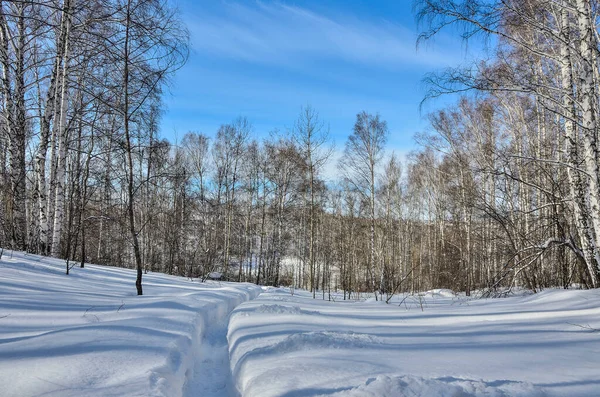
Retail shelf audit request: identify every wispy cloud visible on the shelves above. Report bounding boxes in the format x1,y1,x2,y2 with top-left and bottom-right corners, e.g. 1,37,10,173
186,2,459,69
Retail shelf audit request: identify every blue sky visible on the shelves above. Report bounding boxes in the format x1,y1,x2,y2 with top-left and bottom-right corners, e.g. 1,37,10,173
161,0,478,158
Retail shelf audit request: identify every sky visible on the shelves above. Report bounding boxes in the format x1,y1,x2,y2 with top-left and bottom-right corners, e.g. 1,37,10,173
160,0,479,160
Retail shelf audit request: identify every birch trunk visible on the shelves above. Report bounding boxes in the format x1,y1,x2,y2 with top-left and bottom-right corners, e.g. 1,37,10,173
370,156,377,298
0,2,25,250
34,0,71,254
0,1,15,247
574,0,600,286
7,2,27,250
560,7,595,272
309,156,316,297
50,7,73,257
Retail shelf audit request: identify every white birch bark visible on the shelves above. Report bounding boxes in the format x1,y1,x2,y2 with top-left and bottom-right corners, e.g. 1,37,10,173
0,2,15,245
555,3,599,286
574,0,600,286
50,0,73,257
35,0,70,254
5,2,27,250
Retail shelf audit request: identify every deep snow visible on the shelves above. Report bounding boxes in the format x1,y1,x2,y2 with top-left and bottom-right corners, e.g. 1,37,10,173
228,287,600,397
2,250,600,397
0,250,260,397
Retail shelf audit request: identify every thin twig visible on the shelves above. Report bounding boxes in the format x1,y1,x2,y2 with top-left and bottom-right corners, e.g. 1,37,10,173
83,306,95,316
567,323,599,332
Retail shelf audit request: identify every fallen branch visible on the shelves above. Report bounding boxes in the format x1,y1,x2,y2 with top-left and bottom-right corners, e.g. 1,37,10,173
83,306,95,316
83,306,100,322
386,264,419,304
568,323,599,332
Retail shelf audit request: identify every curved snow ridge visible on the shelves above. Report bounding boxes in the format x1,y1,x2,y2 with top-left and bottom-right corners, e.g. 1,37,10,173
254,303,320,315
231,304,321,321
149,325,200,397
256,304,304,314
239,331,381,362
148,284,262,397
323,375,546,397
229,330,384,396
279,331,381,350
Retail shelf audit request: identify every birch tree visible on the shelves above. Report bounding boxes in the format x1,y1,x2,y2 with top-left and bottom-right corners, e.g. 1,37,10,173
340,111,388,298
1,0,28,250
293,105,331,297
416,0,600,288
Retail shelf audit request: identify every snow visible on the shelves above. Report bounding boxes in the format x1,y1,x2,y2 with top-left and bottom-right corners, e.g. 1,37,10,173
325,375,545,397
208,271,223,280
0,250,261,397
228,287,600,397
2,249,600,397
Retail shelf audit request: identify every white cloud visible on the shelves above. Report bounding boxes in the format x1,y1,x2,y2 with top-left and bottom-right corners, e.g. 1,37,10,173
186,2,461,69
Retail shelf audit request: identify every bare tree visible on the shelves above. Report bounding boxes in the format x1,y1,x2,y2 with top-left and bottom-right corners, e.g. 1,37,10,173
293,105,331,297
117,0,188,294
340,111,388,298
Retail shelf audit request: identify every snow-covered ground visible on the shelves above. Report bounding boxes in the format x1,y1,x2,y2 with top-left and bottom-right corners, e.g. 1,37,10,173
229,287,600,397
2,250,600,397
0,250,261,397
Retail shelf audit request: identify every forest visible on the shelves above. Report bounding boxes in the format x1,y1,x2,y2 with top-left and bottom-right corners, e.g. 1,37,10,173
1,0,600,299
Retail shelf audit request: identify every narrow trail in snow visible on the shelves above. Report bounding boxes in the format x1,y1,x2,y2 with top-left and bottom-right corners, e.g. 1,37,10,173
183,318,239,397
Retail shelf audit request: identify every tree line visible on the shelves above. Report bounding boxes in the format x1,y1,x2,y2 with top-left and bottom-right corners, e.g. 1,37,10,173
0,0,187,294
1,0,599,298
413,0,600,294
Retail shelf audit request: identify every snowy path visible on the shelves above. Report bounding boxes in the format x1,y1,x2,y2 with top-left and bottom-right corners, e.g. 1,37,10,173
183,285,258,397
0,251,261,397
184,319,239,397
5,251,600,397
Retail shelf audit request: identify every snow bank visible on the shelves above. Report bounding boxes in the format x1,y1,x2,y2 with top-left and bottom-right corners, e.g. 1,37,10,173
229,287,600,397
256,304,304,315
235,330,381,360
328,375,544,397
0,251,261,397
421,288,457,298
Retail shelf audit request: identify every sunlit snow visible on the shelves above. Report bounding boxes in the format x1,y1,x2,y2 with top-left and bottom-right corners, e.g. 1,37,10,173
1,251,599,397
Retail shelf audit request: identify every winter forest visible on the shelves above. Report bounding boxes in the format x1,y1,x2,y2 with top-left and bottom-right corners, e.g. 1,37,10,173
4,1,600,396
2,0,600,300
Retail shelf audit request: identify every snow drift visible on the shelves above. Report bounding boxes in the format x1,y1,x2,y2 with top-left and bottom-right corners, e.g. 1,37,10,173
228,287,600,397
0,251,261,397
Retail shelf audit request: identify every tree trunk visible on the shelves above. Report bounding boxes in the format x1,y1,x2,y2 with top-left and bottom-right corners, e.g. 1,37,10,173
574,0,600,287
560,7,599,287
123,0,143,295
